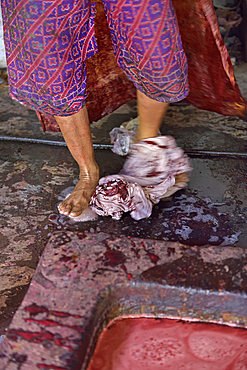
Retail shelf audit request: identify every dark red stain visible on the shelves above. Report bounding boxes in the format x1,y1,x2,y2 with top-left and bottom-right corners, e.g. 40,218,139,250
25,304,83,318
37,365,67,370
98,180,129,201
76,231,86,240
8,330,73,351
25,304,49,316
141,242,159,264
131,241,140,259
142,141,168,150
104,249,127,267
95,242,133,280
25,318,84,333
167,247,175,257
59,254,78,263
48,214,57,221
143,140,157,146
54,338,73,352
51,311,82,319
120,263,133,281
11,353,27,365
146,171,162,177
104,240,109,248
8,329,54,342
59,255,73,262
104,249,132,280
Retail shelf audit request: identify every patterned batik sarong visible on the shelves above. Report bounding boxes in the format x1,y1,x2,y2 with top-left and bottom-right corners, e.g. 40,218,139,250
1,0,189,116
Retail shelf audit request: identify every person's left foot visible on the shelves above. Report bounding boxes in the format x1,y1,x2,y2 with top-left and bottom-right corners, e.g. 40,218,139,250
58,163,99,217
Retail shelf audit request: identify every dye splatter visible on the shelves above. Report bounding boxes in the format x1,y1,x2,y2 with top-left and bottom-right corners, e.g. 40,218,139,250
157,193,243,246
53,188,244,247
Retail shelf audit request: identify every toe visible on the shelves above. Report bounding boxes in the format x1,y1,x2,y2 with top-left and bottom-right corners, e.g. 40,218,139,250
70,203,84,217
58,201,72,215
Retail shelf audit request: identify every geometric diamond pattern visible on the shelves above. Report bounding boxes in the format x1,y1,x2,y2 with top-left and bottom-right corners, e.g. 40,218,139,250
1,0,189,116
104,0,189,103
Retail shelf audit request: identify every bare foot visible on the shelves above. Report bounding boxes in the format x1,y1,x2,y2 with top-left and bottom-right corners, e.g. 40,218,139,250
58,163,99,217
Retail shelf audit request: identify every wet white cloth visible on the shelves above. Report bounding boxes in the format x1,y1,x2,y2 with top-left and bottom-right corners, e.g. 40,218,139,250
90,136,192,220
109,117,139,156
90,176,153,220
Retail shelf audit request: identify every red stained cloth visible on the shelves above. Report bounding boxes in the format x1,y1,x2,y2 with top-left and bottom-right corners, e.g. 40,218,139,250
90,136,192,220
173,0,246,118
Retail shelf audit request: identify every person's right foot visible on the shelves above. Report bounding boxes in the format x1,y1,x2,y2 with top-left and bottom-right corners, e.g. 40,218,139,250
58,163,99,217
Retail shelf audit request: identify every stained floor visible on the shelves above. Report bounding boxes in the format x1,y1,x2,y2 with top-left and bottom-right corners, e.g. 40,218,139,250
1,63,247,335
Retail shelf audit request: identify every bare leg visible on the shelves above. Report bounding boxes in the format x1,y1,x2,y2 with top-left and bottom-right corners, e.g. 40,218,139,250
136,89,169,141
55,106,99,217
137,90,188,185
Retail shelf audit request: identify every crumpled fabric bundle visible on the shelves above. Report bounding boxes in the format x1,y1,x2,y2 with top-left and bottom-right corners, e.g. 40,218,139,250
90,175,152,220
90,136,192,220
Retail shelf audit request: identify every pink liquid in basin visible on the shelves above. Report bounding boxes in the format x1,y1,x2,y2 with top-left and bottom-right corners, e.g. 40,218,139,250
87,318,247,370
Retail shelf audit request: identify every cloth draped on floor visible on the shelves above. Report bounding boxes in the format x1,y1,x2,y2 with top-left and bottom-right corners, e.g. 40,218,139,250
2,0,246,133
89,136,192,220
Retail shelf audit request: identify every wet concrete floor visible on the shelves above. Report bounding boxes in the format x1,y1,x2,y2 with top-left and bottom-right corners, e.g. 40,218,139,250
1,63,247,336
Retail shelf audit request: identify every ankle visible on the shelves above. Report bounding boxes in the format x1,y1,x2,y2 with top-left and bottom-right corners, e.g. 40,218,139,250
78,162,99,178
136,129,159,142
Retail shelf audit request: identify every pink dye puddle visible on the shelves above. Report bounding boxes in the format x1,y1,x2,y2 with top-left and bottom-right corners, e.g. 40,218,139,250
87,318,247,370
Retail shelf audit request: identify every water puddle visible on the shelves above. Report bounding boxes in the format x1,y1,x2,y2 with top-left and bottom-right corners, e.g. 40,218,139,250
52,186,245,247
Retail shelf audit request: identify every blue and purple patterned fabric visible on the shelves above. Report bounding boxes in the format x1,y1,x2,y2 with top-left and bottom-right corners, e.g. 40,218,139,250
1,0,189,116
